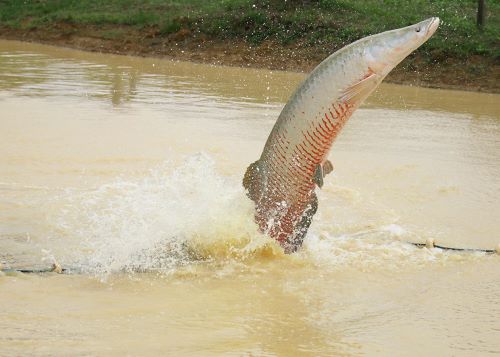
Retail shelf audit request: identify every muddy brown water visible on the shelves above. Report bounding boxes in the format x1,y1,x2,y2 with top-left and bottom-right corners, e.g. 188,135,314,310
1,39,499,356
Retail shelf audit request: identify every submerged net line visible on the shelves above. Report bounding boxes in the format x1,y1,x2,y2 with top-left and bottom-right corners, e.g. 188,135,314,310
349,229,499,255
411,241,498,254
2,237,498,275
0,262,69,274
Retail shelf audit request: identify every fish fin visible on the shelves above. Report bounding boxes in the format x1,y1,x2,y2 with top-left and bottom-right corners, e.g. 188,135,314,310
314,161,334,188
243,160,263,202
314,164,324,188
322,160,334,176
340,71,379,106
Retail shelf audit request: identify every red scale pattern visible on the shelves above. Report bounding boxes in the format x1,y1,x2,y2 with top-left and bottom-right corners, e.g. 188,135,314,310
256,101,353,245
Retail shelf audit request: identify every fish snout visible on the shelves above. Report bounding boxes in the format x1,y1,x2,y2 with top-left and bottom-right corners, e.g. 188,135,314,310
417,17,440,39
427,17,440,35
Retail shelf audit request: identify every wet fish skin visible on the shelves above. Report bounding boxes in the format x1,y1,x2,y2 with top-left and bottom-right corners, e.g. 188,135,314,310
244,18,440,253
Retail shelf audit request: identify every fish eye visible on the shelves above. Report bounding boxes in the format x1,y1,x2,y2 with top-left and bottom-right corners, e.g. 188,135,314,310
415,26,421,33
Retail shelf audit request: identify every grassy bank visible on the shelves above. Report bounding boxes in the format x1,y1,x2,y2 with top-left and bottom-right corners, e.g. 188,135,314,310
0,0,498,92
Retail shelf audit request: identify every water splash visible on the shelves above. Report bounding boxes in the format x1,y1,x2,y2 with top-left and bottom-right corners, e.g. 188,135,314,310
42,153,488,279
50,153,281,277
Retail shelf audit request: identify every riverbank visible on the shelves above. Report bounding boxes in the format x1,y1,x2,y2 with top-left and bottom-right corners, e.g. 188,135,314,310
0,0,498,93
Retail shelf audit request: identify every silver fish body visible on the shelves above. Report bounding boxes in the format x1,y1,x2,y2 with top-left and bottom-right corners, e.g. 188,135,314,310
244,18,440,252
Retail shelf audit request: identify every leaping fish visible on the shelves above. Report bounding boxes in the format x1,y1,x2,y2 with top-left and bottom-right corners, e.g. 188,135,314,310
243,18,440,253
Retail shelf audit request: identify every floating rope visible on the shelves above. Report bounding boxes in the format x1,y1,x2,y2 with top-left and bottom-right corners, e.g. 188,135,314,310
0,262,68,274
410,238,499,254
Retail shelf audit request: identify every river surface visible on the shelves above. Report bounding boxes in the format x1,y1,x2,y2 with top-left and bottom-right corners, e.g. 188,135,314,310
0,39,499,356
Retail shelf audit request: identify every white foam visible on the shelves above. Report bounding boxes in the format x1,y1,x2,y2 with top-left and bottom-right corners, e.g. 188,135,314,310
52,153,271,277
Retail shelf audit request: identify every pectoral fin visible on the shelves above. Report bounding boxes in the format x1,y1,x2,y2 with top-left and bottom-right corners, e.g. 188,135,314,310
313,160,334,188
340,71,379,106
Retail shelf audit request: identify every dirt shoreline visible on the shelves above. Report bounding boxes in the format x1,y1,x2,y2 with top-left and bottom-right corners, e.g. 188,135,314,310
1,24,498,93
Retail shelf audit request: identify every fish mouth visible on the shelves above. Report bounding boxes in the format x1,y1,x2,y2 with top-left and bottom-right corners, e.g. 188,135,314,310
424,17,440,37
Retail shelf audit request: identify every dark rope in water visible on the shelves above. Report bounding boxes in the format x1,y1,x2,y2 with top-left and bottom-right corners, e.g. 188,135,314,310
1,240,498,274
0,263,72,275
409,241,498,254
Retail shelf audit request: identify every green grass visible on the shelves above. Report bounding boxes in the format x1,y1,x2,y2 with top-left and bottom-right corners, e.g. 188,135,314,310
0,0,498,59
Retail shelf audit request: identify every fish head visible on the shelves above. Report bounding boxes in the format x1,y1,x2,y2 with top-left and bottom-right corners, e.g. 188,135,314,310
363,17,439,77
